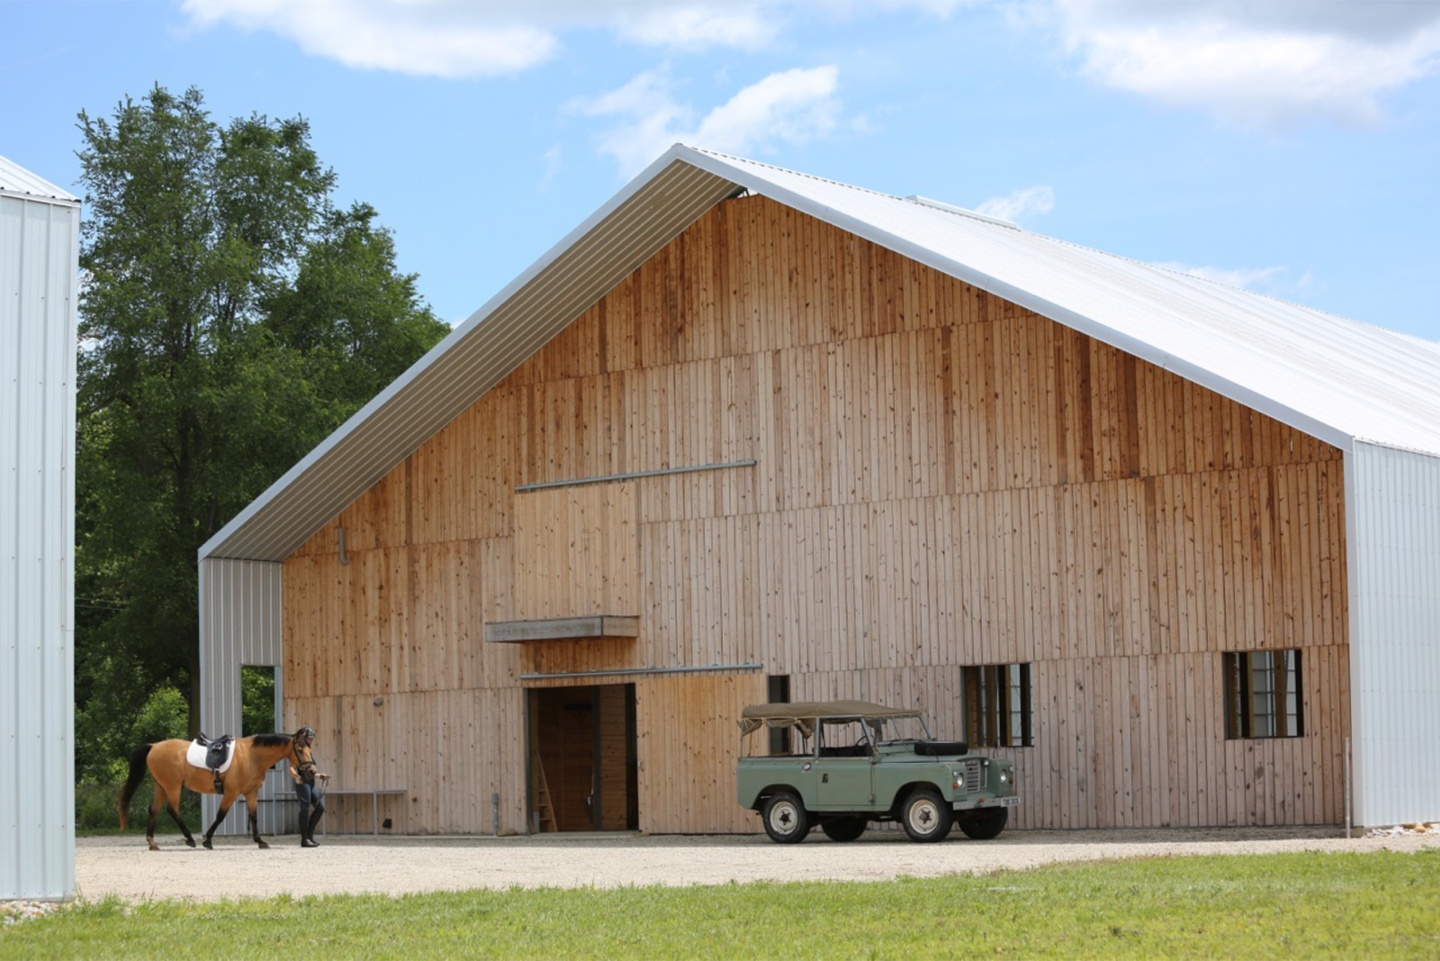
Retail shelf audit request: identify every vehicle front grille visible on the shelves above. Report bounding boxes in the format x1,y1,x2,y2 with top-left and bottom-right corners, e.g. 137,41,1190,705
963,760,984,793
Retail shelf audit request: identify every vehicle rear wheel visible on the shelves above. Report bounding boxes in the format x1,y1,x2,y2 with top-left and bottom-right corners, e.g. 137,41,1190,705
820,816,867,842
956,807,1008,840
901,788,952,842
762,792,811,843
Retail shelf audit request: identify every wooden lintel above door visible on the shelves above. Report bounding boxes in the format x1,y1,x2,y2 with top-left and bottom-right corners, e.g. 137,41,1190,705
485,615,640,644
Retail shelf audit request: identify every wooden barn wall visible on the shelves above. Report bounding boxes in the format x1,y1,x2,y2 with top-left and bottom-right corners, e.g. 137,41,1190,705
636,673,767,833
282,194,1349,833
513,483,637,620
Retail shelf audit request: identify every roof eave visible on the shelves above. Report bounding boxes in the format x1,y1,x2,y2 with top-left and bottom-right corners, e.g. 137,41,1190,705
200,145,745,562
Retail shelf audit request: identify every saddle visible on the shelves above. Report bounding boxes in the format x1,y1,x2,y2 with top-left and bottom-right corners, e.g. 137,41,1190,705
190,734,235,793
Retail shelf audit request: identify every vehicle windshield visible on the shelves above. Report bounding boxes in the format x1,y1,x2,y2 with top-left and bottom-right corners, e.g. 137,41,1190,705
870,714,933,744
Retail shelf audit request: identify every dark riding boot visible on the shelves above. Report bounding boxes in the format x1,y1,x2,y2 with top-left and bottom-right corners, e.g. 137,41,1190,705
302,807,324,847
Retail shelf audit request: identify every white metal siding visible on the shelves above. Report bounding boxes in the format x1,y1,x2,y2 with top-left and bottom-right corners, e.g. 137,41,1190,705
1346,442,1440,826
0,187,78,899
198,558,293,836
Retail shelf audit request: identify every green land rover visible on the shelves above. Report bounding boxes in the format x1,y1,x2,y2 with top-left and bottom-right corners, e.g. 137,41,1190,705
736,700,1019,843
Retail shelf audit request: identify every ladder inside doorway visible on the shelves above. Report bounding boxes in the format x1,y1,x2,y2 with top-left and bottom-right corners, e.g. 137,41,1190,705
532,751,556,833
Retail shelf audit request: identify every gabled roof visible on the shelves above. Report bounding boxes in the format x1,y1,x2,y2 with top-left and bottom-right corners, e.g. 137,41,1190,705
0,156,79,205
201,144,1440,563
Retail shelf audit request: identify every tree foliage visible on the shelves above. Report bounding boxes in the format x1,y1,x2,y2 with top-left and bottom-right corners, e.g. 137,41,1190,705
241,666,277,736
75,85,449,769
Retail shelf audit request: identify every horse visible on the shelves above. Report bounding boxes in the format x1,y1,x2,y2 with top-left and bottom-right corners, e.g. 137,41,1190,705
119,729,307,851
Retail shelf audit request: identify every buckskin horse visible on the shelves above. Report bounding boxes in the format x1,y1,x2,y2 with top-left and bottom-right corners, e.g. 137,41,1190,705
119,730,307,851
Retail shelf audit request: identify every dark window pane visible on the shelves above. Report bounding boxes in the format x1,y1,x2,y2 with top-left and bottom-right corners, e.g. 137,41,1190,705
962,663,1033,748
1222,651,1303,740
767,675,791,755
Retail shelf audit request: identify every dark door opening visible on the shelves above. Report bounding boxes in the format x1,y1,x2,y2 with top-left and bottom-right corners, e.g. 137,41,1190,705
528,684,637,832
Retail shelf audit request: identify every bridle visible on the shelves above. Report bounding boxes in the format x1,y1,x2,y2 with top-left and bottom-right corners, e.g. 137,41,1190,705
291,727,326,800
291,727,316,772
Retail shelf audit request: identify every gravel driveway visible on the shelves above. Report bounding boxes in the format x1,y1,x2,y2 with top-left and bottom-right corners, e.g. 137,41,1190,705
73,826,1440,903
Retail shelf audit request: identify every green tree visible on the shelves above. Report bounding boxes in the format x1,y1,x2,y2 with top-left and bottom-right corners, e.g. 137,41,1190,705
241,666,277,736
75,85,448,762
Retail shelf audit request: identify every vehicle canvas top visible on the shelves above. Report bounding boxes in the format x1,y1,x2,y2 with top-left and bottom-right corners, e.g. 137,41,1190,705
738,700,921,736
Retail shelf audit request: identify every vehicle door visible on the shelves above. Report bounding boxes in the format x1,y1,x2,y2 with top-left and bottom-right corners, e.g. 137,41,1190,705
814,718,875,809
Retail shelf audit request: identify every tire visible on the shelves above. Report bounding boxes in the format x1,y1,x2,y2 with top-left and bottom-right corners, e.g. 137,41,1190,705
901,788,953,842
762,792,811,844
956,807,1008,840
820,816,867,842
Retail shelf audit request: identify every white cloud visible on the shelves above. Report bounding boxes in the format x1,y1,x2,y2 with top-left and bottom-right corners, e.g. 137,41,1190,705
694,67,842,152
614,4,779,51
179,0,977,78
181,0,557,77
574,66,844,177
1048,0,1440,129
538,145,564,193
180,0,789,77
975,185,1055,223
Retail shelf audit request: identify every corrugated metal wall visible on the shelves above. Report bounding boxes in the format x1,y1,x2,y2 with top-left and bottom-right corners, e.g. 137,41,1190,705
198,558,295,836
0,188,78,899
1346,441,1440,826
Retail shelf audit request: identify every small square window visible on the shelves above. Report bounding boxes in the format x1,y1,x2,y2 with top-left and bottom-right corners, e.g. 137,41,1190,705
1223,650,1304,739
962,663,1033,747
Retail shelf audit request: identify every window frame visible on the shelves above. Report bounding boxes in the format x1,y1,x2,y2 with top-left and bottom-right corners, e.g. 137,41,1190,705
1223,650,1304,739
962,663,1033,748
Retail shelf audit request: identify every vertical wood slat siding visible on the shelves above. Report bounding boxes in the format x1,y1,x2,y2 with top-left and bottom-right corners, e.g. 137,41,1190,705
513,483,637,620
636,673,768,834
282,195,1349,834
596,685,630,830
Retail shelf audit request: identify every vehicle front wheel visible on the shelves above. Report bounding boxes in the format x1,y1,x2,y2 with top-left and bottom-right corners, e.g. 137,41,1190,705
762,792,811,843
901,788,952,842
956,807,1008,840
820,816,867,842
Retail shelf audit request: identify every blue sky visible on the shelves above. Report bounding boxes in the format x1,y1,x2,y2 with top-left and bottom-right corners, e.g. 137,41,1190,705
6,0,1439,341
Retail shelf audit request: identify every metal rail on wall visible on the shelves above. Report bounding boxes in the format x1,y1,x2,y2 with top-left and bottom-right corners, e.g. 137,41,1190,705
514,459,756,492
519,663,763,681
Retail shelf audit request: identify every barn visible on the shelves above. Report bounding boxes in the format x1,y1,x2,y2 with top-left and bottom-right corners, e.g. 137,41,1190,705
1,156,79,897
199,145,1440,837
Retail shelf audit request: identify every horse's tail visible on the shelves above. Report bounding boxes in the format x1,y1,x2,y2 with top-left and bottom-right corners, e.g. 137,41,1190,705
117,744,153,830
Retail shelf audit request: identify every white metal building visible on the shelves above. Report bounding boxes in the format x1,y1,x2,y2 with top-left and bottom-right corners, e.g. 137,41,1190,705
200,146,1440,832
1,156,79,898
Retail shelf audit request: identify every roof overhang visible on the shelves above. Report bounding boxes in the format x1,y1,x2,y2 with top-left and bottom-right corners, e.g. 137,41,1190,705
202,147,745,561
204,144,1440,566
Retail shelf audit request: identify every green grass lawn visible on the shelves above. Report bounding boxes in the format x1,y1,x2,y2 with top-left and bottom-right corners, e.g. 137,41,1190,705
4,849,1436,960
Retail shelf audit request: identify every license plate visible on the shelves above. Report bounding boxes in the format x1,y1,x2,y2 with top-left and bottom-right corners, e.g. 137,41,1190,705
998,796,1020,807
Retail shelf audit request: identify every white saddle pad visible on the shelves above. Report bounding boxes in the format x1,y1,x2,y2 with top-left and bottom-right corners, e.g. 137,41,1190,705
186,740,234,774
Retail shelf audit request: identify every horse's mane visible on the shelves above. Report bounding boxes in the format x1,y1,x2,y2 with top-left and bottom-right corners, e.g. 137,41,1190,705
250,733,293,748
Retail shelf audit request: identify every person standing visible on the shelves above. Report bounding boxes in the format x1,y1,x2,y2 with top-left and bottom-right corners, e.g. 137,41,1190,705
289,726,330,848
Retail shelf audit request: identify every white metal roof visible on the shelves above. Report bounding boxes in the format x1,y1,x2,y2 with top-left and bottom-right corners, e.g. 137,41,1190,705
0,156,79,204
201,144,1440,562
